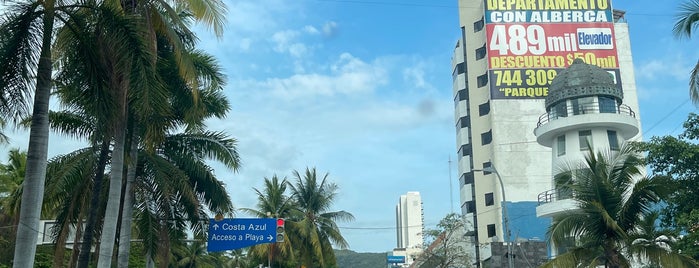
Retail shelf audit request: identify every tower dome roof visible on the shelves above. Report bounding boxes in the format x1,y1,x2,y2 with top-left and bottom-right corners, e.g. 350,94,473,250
545,58,622,109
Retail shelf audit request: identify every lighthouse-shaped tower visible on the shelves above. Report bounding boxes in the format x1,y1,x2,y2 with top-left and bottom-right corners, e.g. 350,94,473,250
533,59,640,221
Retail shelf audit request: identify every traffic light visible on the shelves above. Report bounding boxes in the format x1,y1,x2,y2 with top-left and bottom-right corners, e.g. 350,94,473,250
276,218,285,243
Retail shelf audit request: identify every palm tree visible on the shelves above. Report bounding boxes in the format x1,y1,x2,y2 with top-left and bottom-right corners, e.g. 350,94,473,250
287,168,354,267
0,0,69,265
134,130,238,267
93,0,227,264
116,45,230,267
51,7,162,266
171,239,217,268
542,144,699,268
42,147,99,267
51,4,229,265
674,0,699,104
0,149,26,201
242,175,297,266
0,149,26,263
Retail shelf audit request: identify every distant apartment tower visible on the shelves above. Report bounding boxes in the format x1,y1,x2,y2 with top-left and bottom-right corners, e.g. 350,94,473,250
394,192,424,267
396,192,424,249
452,0,641,265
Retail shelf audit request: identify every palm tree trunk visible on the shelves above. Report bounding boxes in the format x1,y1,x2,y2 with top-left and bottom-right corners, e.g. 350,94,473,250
77,139,111,268
97,120,127,268
69,213,84,268
52,190,84,268
117,136,138,267
12,3,54,267
146,253,155,268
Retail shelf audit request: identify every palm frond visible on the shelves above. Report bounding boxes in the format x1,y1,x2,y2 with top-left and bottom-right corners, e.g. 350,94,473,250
0,2,42,120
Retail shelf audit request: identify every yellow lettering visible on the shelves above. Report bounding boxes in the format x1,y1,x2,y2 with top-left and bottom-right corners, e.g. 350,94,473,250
597,0,607,9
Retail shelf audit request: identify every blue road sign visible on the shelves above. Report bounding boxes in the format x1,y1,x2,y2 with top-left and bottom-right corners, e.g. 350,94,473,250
207,218,277,252
387,255,405,264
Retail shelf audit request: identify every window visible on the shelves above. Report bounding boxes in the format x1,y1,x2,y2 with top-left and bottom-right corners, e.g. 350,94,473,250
487,224,496,237
477,73,488,87
608,130,619,151
478,101,490,116
599,96,617,113
452,63,465,81
579,130,592,151
474,17,485,32
557,135,566,156
458,144,472,157
485,193,494,206
457,116,470,128
551,101,567,118
572,97,594,115
456,89,468,102
481,130,492,145
464,200,476,214
476,44,487,60
461,172,474,185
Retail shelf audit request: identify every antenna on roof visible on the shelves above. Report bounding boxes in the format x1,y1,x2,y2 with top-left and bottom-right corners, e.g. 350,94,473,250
448,155,454,213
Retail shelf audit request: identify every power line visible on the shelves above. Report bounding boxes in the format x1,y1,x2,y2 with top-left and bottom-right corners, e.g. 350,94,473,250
643,98,690,136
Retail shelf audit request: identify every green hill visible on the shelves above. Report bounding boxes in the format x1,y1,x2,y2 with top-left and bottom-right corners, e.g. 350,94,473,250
335,249,389,268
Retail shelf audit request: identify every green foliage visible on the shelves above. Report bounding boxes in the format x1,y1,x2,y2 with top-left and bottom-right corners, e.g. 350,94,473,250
674,0,699,103
542,143,697,268
417,213,472,268
243,168,355,268
334,249,388,268
640,113,699,261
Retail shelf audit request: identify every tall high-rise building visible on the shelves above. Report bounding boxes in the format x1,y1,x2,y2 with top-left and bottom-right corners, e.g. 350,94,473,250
396,192,424,250
452,0,641,266
394,192,424,267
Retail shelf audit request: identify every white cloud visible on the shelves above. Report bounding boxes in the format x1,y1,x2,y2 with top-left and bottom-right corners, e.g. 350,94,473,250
635,58,691,81
240,53,387,99
403,66,428,89
322,21,338,37
303,25,319,34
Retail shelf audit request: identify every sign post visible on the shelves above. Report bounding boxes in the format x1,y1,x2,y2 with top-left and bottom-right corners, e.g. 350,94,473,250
387,255,405,264
207,218,278,252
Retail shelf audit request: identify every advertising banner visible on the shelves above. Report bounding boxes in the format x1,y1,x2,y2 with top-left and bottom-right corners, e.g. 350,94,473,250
483,0,621,99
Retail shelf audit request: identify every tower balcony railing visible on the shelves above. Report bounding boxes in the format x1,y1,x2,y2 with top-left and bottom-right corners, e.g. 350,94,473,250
536,103,636,128
537,188,573,205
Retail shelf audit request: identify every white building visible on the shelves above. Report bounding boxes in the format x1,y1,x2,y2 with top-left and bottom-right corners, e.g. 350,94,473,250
394,192,424,266
452,0,640,265
533,58,641,256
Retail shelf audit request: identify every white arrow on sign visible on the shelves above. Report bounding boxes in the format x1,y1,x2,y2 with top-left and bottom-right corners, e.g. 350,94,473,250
267,235,273,241
212,224,219,230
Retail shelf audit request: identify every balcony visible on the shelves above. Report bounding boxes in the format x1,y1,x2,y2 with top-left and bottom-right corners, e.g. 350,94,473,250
534,103,639,147
536,188,579,218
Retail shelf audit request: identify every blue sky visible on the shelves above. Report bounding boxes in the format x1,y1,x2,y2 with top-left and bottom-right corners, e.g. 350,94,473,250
2,0,698,253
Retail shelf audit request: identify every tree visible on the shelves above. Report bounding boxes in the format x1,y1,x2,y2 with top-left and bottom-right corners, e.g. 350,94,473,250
415,213,473,268
242,175,297,267
542,144,698,268
0,0,65,265
640,113,699,261
92,0,228,263
0,149,26,264
674,0,699,104
171,239,217,268
287,167,355,267
0,149,26,202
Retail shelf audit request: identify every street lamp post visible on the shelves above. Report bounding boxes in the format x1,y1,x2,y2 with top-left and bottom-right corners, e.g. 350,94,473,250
476,166,513,268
